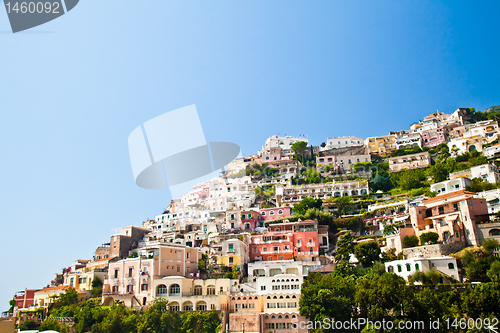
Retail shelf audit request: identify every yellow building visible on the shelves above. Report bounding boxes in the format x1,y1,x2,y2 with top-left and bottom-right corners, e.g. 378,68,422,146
216,239,248,268
152,276,231,311
364,135,397,156
34,286,71,308
63,257,117,293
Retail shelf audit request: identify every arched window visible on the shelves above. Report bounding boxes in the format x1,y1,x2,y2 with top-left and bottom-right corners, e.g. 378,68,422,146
406,264,411,272
169,302,180,311
415,264,420,271
169,284,180,296
261,211,266,216
194,285,202,296
196,301,207,311
397,265,402,273
207,285,215,295
157,284,167,296
387,266,394,272
182,301,193,311
448,262,455,270
278,210,283,215
270,210,275,215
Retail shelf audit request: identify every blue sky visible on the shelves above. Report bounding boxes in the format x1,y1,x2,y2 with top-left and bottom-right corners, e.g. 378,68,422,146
1,0,499,309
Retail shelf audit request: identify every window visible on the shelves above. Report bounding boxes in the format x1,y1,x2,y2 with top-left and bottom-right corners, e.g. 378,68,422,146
127,285,133,293
406,264,411,272
397,265,402,273
270,210,275,215
278,209,283,215
128,267,133,277
261,286,266,291
194,285,202,296
177,266,180,273
261,211,266,216
448,262,455,270
438,207,444,215
157,284,167,296
268,256,272,261
229,257,234,265
252,247,257,253
207,285,215,295
415,264,420,271
169,284,180,296
141,284,148,291
114,269,119,279
228,244,234,252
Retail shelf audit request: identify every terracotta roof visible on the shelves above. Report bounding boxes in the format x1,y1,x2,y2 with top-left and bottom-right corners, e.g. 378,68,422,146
35,285,70,294
423,190,476,204
312,264,335,273
91,256,117,263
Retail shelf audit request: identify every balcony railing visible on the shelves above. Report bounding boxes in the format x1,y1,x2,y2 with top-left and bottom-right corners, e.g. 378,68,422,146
260,249,293,254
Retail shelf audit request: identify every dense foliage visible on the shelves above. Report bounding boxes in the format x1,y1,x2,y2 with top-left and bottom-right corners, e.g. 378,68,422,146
300,261,500,333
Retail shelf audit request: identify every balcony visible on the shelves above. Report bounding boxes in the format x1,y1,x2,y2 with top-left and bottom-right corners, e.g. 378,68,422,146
260,249,293,254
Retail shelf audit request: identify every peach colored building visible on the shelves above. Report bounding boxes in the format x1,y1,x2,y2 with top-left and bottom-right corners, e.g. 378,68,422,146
388,151,431,173
102,244,200,308
409,190,489,246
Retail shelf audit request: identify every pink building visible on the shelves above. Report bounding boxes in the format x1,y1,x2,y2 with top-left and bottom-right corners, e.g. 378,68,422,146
409,190,489,246
259,207,292,221
261,147,284,164
102,244,200,308
421,128,447,147
241,210,261,230
249,220,321,262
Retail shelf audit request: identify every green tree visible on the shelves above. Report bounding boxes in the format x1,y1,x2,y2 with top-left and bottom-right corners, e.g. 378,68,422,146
137,298,181,333
355,273,411,322
354,241,381,268
487,260,500,282
428,163,448,183
39,318,70,333
90,276,103,297
18,319,39,330
293,196,323,215
483,238,500,255
335,232,355,262
299,272,357,331
419,232,439,245
392,169,426,191
403,235,419,247
291,141,308,164
369,173,393,192
380,248,397,262
7,295,15,313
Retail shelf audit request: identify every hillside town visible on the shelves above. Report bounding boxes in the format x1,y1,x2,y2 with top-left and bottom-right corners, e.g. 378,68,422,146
3,106,500,333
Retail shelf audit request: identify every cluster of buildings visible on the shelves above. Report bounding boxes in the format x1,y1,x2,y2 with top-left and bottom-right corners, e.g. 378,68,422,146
7,107,500,333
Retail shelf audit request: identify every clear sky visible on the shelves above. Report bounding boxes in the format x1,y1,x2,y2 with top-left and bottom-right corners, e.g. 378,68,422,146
1,0,499,309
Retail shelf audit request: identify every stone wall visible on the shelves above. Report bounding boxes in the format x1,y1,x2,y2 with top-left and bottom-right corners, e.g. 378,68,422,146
403,242,466,259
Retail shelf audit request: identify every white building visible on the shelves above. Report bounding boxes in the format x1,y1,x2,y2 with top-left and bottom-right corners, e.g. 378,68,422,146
395,133,422,149
448,135,484,156
385,256,460,282
255,274,303,295
248,260,306,278
430,177,472,195
476,188,500,214
450,164,500,184
322,136,363,151
259,135,308,156
484,143,500,159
